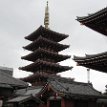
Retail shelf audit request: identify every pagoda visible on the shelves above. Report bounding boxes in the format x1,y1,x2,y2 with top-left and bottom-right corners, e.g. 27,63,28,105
19,2,71,86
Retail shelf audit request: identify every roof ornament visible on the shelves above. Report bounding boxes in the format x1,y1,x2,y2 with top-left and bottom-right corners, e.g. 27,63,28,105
87,68,90,83
44,1,49,29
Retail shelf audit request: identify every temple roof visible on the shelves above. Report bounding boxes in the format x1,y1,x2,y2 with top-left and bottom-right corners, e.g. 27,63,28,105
19,59,72,73
23,36,69,52
73,51,107,73
8,86,43,104
77,7,107,36
0,83,12,89
0,71,28,88
47,76,105,99
25,26,68,42
21,48,70,62
8,95,42,104
8,77,106,103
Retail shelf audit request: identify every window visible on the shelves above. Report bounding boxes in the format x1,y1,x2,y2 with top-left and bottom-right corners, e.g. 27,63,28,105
75,100,88,107
50,100,61,107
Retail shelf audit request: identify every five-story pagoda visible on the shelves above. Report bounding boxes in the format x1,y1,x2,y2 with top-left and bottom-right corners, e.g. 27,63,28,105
19,2,72,86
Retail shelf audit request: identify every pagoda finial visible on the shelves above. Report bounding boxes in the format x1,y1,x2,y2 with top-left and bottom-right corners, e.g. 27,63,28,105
44,1,49,29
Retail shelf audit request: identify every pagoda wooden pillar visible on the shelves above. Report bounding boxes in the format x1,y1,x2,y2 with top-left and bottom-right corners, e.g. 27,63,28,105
47,100,49,107
61,98,65,107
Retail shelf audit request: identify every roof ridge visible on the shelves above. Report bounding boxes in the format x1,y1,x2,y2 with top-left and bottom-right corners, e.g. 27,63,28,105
49,76,74,83
49,76,95,86
88,84,101,94
77,7,107,21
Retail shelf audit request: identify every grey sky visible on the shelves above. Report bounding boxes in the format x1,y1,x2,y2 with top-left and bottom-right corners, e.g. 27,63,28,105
0,0,107,92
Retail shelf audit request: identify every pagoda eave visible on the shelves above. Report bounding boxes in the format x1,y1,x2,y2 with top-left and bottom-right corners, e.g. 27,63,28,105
19,59,72,72
23,45,69,52
21,48,71,62
25,26,68,42
23,36,69,52
21,73,58,83
19,66,72,73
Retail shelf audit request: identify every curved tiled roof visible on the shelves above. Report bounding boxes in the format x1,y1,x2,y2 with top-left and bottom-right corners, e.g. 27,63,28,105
21,48,70,62
25,26,68,42
48,77,103,98
0,71,28,88
73,51,107,73
23,36,69,52
8,86,43,103
19,59,72,73
77,7,107,36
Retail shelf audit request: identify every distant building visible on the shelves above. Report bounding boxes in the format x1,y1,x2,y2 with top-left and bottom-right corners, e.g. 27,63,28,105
0,66,28,106
0,66,13,76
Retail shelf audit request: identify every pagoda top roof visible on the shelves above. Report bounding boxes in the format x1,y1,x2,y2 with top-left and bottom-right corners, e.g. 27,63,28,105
25,26,68,42
73,51,107,73
77,7,107,36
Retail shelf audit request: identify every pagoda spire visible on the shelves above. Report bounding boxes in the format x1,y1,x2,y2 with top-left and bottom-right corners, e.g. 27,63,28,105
44,1,49,29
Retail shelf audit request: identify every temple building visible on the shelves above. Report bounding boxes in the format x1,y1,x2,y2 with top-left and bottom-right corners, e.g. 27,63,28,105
73,6,107,107
0,66,28,107
7,76,107,107
74,7,107,73
19,1,71,86
73,52,107,73
77,7,107,36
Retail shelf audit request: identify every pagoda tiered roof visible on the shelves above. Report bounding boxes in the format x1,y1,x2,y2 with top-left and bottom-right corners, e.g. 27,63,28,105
73,51,107,73
21,48,70,62
21,73,59,83
23,36,69,52
25,26,68,42
77,7,107,36
20,23,71,85
19,59,72,73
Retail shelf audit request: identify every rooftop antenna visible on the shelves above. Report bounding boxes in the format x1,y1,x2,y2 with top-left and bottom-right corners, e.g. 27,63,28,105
87,68,90,83
44,1,49,29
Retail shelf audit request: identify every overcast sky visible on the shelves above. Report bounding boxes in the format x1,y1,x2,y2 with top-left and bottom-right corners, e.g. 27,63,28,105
0,0,107,92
